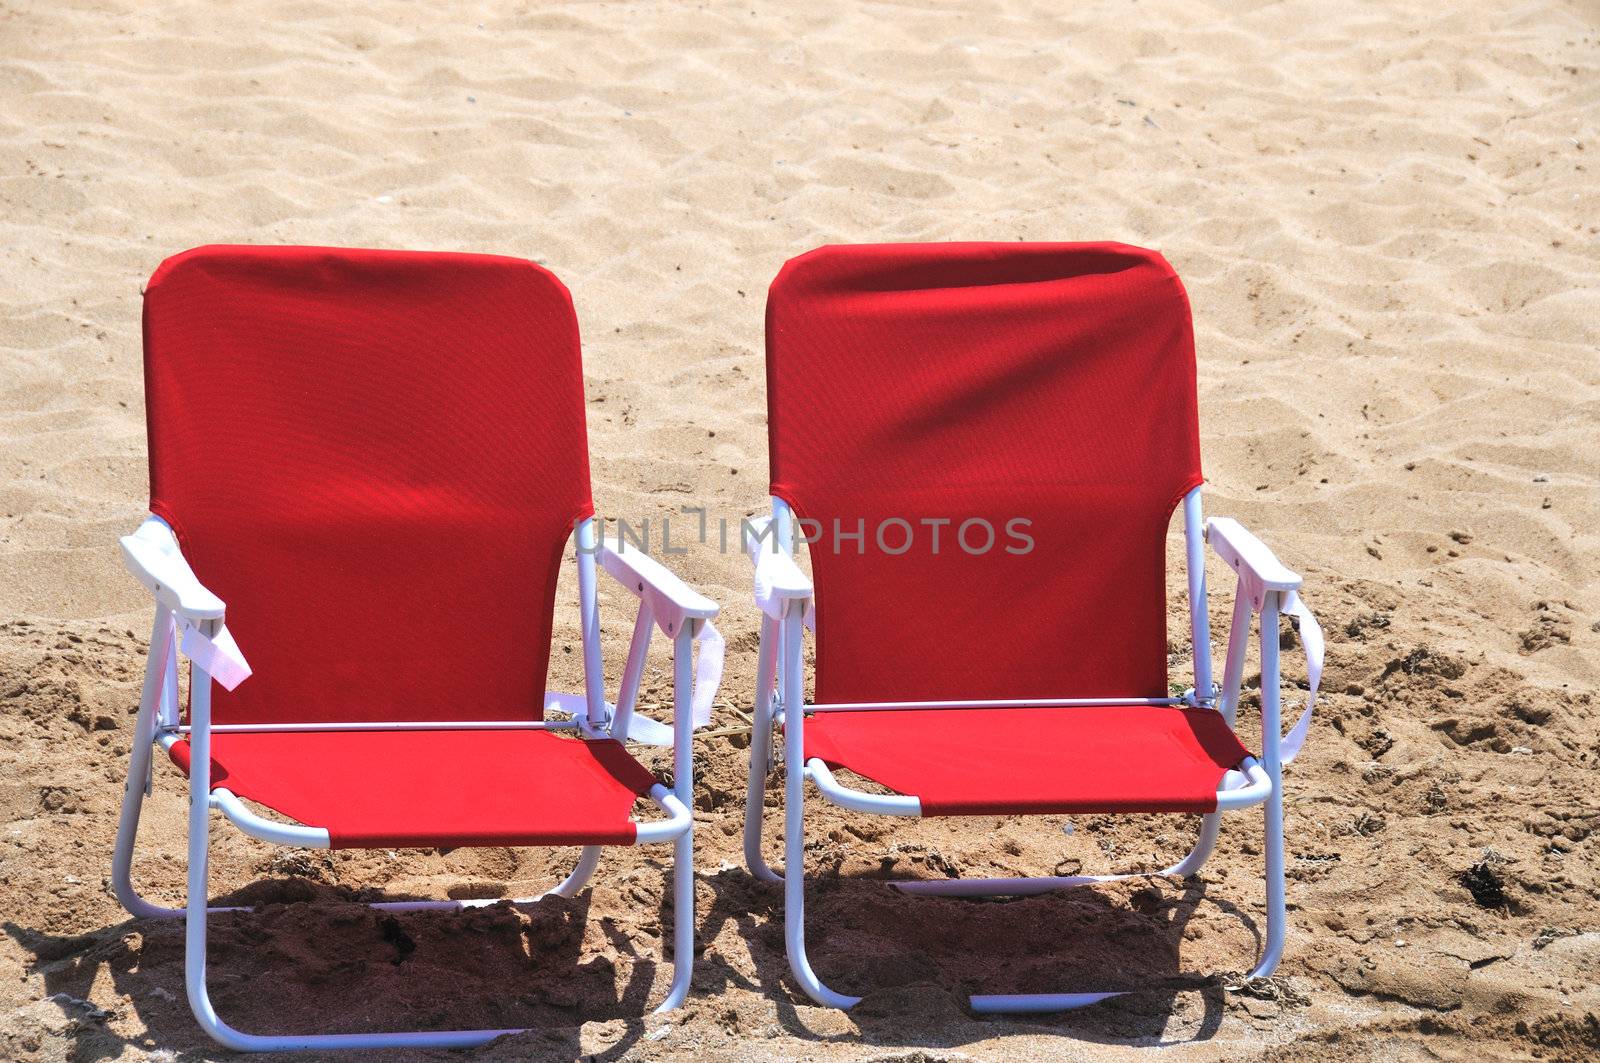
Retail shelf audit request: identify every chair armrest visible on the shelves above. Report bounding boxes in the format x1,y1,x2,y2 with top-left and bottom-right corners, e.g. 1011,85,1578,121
1206,516,1302,608
599,533,719,637
744,515,812,620
120,517,225,623
752,547,813,598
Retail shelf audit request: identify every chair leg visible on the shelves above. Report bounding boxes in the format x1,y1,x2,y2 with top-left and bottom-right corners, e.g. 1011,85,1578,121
1169,811,1223,876
1248,591,1289,979
113,606,184,920
653,627,699,1012
1248,766,1287,979
779,612,859,1009
654,826,695,1012
548,846,604,898
112,752,188,920
783,758,862,1008
743,615,782,882
973,598,1292,1010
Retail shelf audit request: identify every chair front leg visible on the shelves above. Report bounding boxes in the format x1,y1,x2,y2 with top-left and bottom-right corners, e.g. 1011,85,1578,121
743,614,782,882
654,626,698,1012
1249,590,1288,978
181,663,238,1047
779,608,860,1009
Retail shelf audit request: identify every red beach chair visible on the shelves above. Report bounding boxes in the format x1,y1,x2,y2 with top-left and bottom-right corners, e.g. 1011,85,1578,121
741,242,1323,1012
113,245,722,1050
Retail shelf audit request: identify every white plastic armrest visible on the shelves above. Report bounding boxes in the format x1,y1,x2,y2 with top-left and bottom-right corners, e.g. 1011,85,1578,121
744,515,812,621
1206,516,1302,609
752,546,813,599
120,516,225,623
599,533,719,637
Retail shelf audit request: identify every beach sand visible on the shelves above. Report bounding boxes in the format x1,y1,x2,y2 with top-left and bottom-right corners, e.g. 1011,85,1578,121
2,1,1598,1059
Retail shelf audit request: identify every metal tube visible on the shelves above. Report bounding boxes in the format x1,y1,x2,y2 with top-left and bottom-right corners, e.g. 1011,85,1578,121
610,603,654,741
743,614,782,881
781,609,860,1008
575,517,606,727
804,696,1187,712
160,633,179,728
804,759,920,815
183,661,222,1039
1218,591,1254,727
654,629,697,1011
773,497,795,553
173,720,580,734
111,605,181,919
1183,488,1214,699
1250,591,1287,978
970,991,1126,1014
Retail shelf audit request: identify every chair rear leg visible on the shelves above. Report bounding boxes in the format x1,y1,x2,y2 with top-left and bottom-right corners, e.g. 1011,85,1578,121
743,615,782,882
548,846,603,898
1165,810,1222,877
894,810,1222,898
113,605,184,920
113,738,185,920
889,805,1243,1012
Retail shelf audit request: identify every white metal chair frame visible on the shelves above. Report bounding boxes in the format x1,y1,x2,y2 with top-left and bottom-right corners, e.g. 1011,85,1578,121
741,486,1310,1013
113,514,718,1052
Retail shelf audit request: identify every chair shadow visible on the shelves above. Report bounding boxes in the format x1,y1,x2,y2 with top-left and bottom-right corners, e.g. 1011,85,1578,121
694,858,1255,1051
8,855,1260,1058
4,875,658,1062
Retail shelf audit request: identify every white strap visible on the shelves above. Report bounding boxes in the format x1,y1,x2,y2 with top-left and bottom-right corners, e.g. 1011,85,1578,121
543,691,610,720
545,620,724,747
1277,591,1322,765
627,619,725,746
179,621,251,692
689,620,725,731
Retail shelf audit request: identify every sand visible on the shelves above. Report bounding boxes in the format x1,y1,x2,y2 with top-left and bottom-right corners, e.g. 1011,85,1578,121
2,0,1598,1059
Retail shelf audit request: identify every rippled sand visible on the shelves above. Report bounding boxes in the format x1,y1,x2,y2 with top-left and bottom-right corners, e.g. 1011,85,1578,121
2,2,1597,1060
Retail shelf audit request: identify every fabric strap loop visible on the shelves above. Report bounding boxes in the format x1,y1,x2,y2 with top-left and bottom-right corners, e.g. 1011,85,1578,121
1276,590,1322,765
179,620,252,692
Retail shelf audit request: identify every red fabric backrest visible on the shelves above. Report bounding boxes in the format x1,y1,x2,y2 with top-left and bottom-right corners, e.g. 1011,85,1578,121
766,242,1202,704
143,245,593,724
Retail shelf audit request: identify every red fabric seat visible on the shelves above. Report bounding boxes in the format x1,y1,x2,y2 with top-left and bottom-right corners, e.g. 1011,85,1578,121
169,729,660,849
801,705,1253,816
